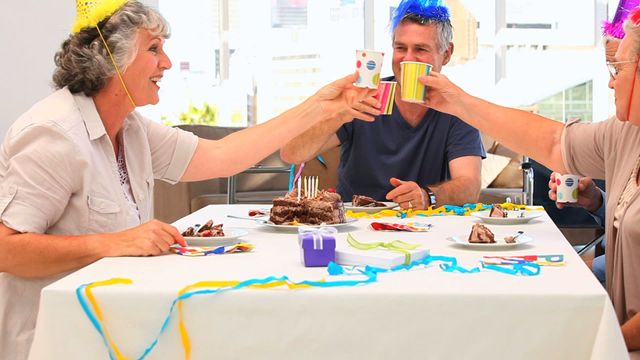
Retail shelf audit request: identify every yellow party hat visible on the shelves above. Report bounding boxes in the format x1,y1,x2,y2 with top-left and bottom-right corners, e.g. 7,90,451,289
71,0,137,107
72,0,129,33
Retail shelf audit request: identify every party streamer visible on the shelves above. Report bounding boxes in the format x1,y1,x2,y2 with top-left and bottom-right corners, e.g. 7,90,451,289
346,202,544,219
77,255,541,359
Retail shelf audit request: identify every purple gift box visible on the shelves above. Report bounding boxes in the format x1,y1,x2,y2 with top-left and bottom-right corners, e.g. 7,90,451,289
298,227,337,267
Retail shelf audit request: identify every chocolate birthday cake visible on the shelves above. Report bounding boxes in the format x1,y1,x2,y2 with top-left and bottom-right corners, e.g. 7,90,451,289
468,223,496,243
269,189,346,225
352,194,387,207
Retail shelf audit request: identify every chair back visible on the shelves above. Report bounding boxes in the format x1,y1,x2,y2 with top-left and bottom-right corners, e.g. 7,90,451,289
153,125,289,222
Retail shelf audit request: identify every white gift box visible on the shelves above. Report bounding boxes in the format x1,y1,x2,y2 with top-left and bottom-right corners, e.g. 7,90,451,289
335,247,430,269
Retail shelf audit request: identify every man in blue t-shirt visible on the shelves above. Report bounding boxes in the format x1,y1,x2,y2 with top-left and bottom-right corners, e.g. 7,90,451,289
281,0,485,209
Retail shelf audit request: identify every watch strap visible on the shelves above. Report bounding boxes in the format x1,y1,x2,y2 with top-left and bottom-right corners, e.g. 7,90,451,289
424,186,436,206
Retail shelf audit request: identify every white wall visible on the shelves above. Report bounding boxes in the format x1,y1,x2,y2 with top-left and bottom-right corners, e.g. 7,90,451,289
0,0,158,141
0,1,75,140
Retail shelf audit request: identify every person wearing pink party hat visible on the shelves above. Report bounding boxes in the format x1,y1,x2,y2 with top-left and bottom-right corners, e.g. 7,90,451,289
547,0,640,288
421,6,640,354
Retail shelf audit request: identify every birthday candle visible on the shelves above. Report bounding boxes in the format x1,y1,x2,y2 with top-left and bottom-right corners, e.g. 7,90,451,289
310,176,314,198
310,177,314,198
297,178,301,201
304,177,308,198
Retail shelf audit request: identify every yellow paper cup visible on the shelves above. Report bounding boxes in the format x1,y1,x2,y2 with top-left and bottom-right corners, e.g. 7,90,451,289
355,49,385,89
400,61,432,103
374,81,397,115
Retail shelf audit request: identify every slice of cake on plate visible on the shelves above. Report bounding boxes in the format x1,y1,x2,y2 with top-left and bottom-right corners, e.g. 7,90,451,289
468,223,496,243
489,204,508,218
352,194,387,207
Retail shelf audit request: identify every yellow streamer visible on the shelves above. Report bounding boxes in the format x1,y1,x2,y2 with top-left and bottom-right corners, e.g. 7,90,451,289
83,277,323,360
85,278,133,360
175,279,317,359
346,203,543,219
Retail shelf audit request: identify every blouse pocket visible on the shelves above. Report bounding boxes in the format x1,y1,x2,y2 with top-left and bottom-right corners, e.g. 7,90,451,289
87,195,120,232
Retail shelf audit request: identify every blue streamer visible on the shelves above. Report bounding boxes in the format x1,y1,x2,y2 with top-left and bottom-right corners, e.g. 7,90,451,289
78,253,541,359
136,273,378,359
315,155,327,168
327,254,542,278
482,262,541,276
76,284,117,360
288,164,295,191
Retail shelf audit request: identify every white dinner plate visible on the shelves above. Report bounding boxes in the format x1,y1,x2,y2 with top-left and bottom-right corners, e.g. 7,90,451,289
447,232,534,249
470,210,544,225
344,202,397,214
184,228,249,247
261,217,358,231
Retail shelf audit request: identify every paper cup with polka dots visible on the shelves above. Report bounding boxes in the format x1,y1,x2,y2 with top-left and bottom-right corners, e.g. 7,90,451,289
355,50,385,89
556,174,580,203
400,61,432,103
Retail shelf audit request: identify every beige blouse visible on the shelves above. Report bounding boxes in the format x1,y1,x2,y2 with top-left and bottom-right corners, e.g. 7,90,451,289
562,116,640,327
0,88,198,360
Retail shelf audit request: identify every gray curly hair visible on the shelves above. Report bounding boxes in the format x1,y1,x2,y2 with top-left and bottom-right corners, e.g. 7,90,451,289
623,17,640,62
53,1,170,96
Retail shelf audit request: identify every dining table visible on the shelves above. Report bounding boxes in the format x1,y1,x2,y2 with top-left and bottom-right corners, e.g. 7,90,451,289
28,204,628,359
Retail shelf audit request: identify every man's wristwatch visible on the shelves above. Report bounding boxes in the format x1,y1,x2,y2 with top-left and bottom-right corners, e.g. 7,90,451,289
424,186,437,206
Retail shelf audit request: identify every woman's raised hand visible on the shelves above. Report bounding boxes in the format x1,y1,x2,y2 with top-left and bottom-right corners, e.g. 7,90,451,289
313,72,381,123
419,71,467,117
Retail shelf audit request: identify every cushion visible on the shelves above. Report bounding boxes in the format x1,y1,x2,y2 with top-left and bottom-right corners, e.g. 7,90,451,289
481,153,511,188
480,135,525,189
490,156,524,188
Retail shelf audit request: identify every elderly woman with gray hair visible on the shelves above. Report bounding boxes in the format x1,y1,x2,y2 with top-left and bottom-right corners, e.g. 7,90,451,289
0,1,379,358
421,7,640,355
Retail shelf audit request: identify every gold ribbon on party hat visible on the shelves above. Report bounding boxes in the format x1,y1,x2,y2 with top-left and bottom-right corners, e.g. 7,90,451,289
346,233,420,265
72,0,137,108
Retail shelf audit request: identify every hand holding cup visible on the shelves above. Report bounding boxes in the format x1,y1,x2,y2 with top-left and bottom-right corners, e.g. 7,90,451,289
400,61,432,103
548,172,603,211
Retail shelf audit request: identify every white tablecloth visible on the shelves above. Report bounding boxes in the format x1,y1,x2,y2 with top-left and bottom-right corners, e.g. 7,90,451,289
29,205,628,359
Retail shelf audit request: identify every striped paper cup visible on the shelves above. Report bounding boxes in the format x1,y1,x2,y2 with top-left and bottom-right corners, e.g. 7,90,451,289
400,61,432,103
374,81,397,115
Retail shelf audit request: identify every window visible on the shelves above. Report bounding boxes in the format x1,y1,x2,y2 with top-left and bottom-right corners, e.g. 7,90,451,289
142,0,614,128
272,0,308,28
537,82,593,123
149,0,364,127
